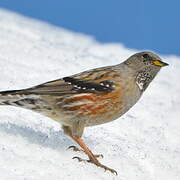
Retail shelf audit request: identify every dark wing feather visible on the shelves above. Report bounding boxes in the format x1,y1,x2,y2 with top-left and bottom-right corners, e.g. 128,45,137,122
24,76,114,95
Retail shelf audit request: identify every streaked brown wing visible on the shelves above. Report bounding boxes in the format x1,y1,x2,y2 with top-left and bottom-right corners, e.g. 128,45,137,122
11,66,117,96
25,78,76,95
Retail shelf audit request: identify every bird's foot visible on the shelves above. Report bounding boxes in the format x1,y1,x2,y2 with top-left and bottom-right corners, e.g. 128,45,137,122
72,156,117,175
68,137,117,175
68,145,103,158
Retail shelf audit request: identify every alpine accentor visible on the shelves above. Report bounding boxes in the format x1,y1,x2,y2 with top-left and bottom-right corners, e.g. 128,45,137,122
0,51,168,174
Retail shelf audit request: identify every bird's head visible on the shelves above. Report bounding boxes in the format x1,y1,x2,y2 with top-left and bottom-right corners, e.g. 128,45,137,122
125,51,168,72
124,51,169,91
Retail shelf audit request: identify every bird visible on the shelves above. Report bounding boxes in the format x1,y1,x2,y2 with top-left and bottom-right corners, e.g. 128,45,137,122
0,51,168,175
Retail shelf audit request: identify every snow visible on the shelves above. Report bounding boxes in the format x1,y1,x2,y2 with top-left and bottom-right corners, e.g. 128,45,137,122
0,8,180,180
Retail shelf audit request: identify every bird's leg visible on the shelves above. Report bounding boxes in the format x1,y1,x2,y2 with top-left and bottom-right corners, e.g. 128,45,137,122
70,135,117,175
67,145,103,158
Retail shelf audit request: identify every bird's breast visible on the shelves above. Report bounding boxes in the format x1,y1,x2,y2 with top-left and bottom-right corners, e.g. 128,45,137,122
54,77,142,127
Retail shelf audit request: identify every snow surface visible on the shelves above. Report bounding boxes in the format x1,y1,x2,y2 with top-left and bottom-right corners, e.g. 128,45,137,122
0,8,180,180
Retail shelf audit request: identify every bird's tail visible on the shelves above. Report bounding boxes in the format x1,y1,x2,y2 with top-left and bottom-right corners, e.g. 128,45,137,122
0,89,26,106
0,85,50,116
0,88,41,109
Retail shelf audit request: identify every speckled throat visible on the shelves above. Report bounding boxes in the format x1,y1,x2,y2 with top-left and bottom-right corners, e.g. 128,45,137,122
136,69,153,91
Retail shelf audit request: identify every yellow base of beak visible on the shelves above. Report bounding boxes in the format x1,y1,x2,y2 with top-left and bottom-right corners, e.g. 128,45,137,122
152,60,169,67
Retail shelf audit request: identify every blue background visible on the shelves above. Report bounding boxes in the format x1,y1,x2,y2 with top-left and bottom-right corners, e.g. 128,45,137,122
0,0,179,55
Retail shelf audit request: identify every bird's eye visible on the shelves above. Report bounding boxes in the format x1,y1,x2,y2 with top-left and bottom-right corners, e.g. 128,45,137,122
142,54,149,59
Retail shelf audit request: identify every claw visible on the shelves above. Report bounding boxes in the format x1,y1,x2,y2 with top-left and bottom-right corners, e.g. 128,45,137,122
67,145,82,152
72,156,86,162
101,164,118,175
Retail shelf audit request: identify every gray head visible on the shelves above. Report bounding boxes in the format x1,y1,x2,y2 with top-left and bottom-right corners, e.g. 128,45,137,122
125,51,168,71
124,51,168,91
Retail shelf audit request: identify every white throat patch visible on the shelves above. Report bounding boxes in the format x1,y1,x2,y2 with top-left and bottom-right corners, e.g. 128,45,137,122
136,81,144,91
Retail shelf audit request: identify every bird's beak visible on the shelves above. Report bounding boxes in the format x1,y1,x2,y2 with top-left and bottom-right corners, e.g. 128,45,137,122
152,60,169,67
